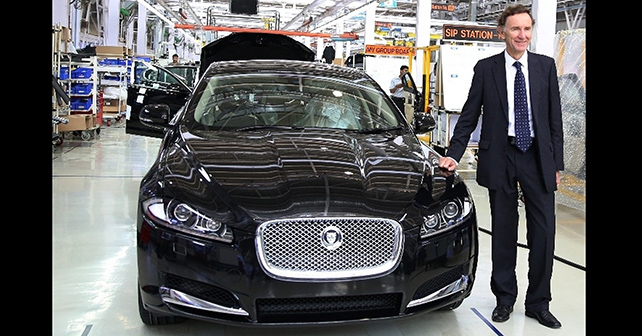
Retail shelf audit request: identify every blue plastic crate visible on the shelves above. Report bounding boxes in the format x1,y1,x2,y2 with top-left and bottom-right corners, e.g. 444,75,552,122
71,83,93,94
71,67,93,79
71,98,93,110
134,56,151,62
59,66,69,80
99,58,123,66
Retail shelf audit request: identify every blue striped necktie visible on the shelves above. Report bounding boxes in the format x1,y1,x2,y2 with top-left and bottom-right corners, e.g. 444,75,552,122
513,61,532,152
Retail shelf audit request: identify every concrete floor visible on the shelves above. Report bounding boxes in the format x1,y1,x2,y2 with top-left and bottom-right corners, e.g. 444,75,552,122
52,123,586,336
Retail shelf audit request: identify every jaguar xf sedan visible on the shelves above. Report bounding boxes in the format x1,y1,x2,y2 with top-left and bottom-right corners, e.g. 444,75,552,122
134,33,478,326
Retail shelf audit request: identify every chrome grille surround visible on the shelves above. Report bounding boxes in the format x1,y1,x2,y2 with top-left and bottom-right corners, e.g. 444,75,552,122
255,217,404,282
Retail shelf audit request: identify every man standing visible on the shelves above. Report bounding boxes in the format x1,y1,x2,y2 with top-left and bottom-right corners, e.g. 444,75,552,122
389,65,409,112
438,4,564,329
171,54,180,65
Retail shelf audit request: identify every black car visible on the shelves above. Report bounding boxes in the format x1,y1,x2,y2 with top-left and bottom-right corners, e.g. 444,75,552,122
126,61,193,137
344,53,371,69
126,33,316,138
135,33,478,326
165,64,199,88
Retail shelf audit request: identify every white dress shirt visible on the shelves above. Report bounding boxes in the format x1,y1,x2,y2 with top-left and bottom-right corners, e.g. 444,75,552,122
505,50,534,138
389,76,404,98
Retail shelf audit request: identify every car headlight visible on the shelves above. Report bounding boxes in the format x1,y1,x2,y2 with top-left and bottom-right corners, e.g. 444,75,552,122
142,197,234,243
420,196,473,239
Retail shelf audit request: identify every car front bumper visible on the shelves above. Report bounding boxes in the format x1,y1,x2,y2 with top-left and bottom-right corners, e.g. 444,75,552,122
137,215,478,326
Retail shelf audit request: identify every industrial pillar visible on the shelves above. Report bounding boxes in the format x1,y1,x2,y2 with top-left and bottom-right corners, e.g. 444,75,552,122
104,0,120,45
531,0,556,57
137,4,147,55
364,5,375,45
316,37,324,62
51,0,69,27
335,18,345,64
414,0,432,92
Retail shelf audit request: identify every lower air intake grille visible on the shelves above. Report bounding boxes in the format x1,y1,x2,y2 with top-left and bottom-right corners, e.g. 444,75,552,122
163,273,239,308
412,265,465,300
256,293,402,322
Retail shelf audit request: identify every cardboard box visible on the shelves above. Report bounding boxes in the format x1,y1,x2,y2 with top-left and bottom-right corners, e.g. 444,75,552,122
57,114,92,132
96,45,127,57
87,115,97,129
103,112,120,121
102,99,127,112
61,26,72,41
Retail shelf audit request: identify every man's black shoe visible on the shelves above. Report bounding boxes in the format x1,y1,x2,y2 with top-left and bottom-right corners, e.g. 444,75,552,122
491,305,513,322
525,310,562,329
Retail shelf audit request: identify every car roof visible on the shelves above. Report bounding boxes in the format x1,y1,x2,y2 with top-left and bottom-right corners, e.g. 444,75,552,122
199,32,316,76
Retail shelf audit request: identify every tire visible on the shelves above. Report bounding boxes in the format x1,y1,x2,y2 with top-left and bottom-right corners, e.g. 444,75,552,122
438,299,463,311
81,130,92,141
138,288,187,325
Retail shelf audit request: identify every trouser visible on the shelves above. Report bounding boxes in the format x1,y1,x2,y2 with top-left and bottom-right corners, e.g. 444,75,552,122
488,137,556,312
391,96,404,113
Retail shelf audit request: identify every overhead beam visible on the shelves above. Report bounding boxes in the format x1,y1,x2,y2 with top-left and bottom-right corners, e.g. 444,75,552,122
173,23,359,40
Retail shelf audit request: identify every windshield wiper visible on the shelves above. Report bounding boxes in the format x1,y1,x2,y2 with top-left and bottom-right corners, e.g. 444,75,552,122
355,125,406,134
235,125,304,132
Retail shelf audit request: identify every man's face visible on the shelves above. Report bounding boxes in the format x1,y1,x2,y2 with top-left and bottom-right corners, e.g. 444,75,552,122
498,12,532,58
400,68,409,76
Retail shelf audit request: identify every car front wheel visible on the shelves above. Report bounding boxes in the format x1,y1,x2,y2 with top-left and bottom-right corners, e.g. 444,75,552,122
138,287,186,325
438,299,464,311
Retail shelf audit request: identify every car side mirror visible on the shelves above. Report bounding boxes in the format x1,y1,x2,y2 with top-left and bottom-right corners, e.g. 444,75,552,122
413,112,436,133
139,103,171,129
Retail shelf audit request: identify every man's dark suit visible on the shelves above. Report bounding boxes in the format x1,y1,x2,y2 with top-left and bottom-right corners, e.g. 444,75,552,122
445,50,564,312
447,51,564,191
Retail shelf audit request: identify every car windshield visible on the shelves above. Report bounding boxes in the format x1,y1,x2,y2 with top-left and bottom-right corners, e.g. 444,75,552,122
183,69,402,133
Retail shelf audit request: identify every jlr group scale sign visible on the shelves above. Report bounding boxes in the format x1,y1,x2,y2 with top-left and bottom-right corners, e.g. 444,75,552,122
364,44,411,56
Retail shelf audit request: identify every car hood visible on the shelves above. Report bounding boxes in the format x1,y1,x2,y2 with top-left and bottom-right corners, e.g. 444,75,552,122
160,128,431,226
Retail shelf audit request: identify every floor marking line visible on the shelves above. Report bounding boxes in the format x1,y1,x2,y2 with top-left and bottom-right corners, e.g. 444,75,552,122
81,324,93,336
471,308,504,336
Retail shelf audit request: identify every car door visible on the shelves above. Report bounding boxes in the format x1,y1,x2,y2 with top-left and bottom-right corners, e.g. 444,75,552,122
125,61,192,138
165,65,199,88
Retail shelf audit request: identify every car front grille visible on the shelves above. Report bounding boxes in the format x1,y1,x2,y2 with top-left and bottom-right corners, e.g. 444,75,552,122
255,217,403,281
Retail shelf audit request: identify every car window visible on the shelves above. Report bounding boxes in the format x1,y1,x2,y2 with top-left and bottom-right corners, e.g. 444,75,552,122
185,72,400,133
166,66,198,87
134,61,185,88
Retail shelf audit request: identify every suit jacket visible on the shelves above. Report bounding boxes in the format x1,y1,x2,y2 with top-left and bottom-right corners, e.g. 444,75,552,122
445,51,564,192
